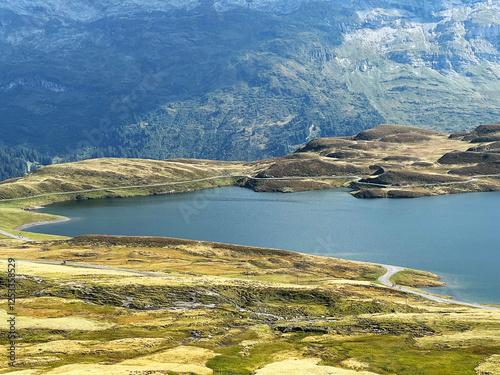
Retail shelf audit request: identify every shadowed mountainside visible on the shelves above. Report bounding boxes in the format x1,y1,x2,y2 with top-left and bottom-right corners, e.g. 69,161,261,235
3,0,500,181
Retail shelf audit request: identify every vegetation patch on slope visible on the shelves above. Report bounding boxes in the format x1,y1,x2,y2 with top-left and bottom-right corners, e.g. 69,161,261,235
390,270,446,288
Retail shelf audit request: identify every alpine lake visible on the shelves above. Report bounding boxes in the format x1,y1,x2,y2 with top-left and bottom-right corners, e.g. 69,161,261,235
30,186,500,305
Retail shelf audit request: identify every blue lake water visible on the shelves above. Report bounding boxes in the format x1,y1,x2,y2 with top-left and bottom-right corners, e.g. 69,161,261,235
31,187,500,305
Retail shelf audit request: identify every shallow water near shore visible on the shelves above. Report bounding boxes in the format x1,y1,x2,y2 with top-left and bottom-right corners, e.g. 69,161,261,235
31,187,500,305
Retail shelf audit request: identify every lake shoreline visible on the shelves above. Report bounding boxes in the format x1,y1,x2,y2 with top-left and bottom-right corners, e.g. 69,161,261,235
15,216,71,231
24,187,500,305
18,215,500,309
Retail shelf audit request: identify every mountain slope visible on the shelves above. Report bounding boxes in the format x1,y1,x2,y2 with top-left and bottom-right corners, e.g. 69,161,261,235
1,0,500,179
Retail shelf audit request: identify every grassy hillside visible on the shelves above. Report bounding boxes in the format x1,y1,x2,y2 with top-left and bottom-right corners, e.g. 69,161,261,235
0,158,261,204
0,235,498,374
1,123,500,239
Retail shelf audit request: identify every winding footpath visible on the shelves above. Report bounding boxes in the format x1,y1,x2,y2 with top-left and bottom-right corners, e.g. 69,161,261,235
0,229,32,242
14,259,170,278
1,255,498,311
376,263,500,311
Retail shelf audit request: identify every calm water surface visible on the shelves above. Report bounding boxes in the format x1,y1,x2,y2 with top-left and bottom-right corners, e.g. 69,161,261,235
31,187,500,305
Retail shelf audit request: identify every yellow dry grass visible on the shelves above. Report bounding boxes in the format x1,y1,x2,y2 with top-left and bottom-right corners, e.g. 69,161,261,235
0,356,62,371
270,350,304,362
356,310,500,325
0,238,384,286
416,329,500,349
0,310,112,331
0,157,261,206
121,345,218,366
0,260,141,279
476,355,500,375
341,358,371,371
17,340,98,356
96,338,168,351
17,338,167,357
301,333,367,343
36,346,218,375
37,363,212,375
379,134,470,164
253,358,380,375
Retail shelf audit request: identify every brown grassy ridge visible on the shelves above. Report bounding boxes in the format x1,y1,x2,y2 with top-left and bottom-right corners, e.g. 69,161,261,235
15,234,386,282
1,123,500,206
0,158,261,201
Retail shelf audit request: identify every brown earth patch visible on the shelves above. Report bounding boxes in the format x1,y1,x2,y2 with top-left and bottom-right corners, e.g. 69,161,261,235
448,162,500,176
354,124,439,141
380,133,432,143
438,151,500,165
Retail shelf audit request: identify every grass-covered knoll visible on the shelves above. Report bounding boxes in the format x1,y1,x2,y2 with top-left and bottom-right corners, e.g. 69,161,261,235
0,158,258,201
353,125,441,141
255,159,367,178
0,208,68,241
0,236,499,374
0,208,59,232
390,270,445,288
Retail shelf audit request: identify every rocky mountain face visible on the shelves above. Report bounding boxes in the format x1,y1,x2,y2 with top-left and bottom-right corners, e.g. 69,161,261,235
1,0,500,178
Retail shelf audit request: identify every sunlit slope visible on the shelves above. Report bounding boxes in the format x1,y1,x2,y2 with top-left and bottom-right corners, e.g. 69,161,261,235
0,235,498,374
0,158,258,202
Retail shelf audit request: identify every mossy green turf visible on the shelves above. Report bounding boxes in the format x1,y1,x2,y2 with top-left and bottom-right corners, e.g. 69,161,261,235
329,335,489,375
206,335,494,375
0,208,57,229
